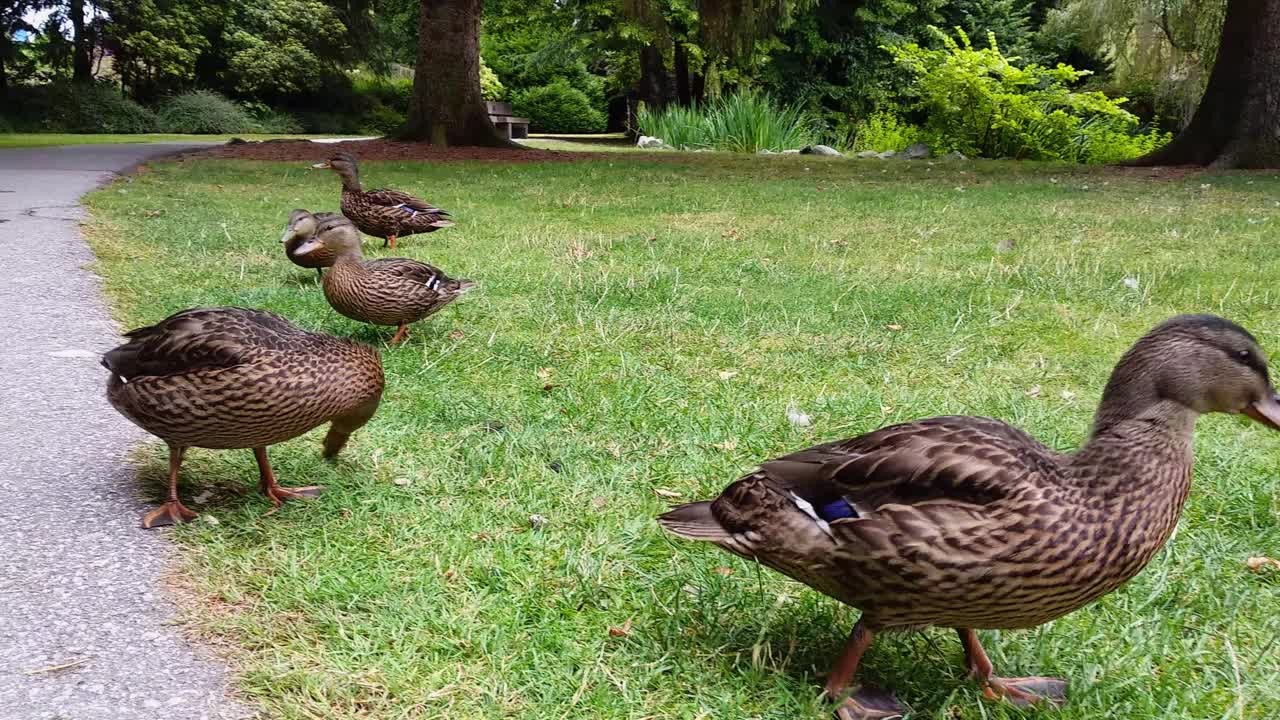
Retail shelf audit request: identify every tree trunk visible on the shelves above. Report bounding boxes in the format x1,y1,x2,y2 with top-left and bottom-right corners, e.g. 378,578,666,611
70,0,92,83
0,36,9,96
638,44,674,111
399,0,515,147
674,43,691,106
1125,0,1280,168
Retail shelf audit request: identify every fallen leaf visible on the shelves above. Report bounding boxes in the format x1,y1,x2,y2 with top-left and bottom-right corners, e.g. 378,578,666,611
542,383,557,392
537,367,553,380
144,209,163,217
713,439,738,452
471,532,491,542
880,405,894,414
787,404,812,428
718,369,738,380
1247,556,1280,572
1025,385,1042,398
448,330,465,340
393,477,412,486
529,514,549,529
714,566,734,576
443,568,456,581
886,324,903,331
1060,390,1076,401
654,488,683,499
591,496,608,510
608,618,633,637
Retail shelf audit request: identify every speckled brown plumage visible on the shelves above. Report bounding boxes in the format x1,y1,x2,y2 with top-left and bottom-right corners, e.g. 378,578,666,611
659,314,1280,718
290,218,474,344
313,152,453,249
280,209,348,275
103,307,385,528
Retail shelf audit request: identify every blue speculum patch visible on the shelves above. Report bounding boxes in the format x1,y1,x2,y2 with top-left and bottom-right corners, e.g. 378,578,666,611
818,498,856,521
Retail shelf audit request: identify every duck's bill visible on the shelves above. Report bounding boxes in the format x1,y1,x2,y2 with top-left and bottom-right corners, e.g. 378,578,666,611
292,238,323,256
310,161,331,169
1244,392,1280,431
279,228,295,244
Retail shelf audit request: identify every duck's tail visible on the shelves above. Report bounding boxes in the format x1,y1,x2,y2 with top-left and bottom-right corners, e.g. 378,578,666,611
657,501,731,542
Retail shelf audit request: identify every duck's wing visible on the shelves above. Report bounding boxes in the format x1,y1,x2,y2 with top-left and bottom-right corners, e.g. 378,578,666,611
101,307,301,380
661,416,1064,552
364,258,474,293
362,188,451,217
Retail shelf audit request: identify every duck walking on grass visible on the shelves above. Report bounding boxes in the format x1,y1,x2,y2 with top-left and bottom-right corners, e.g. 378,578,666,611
312,152,454,250
659,314,1280,719
290,214,474,345
280,209,348,278
103,307,385,528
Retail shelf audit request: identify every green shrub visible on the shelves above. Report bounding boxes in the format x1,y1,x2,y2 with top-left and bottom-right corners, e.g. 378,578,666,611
294,110,363,134
17,84,160,133
240,102,304,134
351,74,413,113
157,90,259,134
852,111,924,152
480,59,505,101
890,28,1171,162
637,92,819,153
512,80,605,133
359,104,405,135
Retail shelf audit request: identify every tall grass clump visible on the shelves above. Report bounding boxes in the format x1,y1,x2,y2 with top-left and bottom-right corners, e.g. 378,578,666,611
637,91,818,153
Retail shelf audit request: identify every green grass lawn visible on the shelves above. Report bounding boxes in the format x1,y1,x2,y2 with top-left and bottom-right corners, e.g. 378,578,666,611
84,154,1280,719
0,133,367,148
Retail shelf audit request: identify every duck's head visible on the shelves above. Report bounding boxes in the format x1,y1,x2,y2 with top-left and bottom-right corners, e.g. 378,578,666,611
289,216,362,259
1100,314,1280,432
280,209,319,245
311,152,358,174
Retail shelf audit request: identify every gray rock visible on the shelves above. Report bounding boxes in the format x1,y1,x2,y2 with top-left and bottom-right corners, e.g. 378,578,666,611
801,144,843,157
756,149,776,155
947,150,968,161
636,135,666,149
856,150,880,159
781,149,802,154
877,150,897,159
903,143,932,160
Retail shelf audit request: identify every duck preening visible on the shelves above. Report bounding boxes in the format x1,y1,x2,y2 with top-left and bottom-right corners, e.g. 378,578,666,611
311,152,454,250
659,314,1280,719
289,214,474,345
103,307,385,528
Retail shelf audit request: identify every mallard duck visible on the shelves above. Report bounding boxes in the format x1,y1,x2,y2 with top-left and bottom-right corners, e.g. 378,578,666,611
103,307,385,528
289,214,474,345
279,209,348,277
311,152,454,250
659,314,1280,719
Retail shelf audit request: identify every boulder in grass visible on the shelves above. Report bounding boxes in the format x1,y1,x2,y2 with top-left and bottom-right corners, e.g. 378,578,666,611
856,150,880,159
877,150,897,159
637,136,667,149
781,149,802,154
903,143,932,160
801,144,843,157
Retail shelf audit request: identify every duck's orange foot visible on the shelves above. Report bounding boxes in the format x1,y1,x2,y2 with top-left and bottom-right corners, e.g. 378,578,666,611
261,484,323,510
389,324,409,345
383,234,397,250
834,686,904,720
982,676,1068,707
142,500,199,529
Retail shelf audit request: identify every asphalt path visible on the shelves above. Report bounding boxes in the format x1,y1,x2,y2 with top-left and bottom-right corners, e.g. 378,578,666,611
0,142,252,720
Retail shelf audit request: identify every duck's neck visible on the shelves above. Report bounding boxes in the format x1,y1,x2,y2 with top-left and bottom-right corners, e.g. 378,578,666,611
328,251,365,278
338,169,362,193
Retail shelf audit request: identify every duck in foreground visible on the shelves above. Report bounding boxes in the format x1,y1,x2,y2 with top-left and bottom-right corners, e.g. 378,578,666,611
311,152,454,250
659,314,1280,719
280,209,348,278
291,214,474,345
103,307,385,528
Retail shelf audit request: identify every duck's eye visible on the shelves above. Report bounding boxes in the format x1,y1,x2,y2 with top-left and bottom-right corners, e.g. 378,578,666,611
1239,350,1251,360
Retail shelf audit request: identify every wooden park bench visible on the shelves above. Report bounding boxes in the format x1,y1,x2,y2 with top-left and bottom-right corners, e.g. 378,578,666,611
486,101,529,140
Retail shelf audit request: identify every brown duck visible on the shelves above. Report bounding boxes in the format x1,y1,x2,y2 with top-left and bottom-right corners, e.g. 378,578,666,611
103,307,385,528
290,214,474,345
659,314,1280,719
280,209,348,277
311,152,453,249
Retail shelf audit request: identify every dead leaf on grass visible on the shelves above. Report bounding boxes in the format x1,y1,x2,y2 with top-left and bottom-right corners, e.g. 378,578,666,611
1246,556,1280,572
654,488,682,499
608,618,633,637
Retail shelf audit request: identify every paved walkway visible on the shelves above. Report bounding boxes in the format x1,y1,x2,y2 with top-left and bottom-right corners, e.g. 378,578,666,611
0,143,251,720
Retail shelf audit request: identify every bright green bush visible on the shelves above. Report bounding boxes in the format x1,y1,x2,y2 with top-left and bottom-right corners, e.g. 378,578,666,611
42,84,160,133
890,28,1171,162
637,92,819,153
512,80,605,133
852,111,924,152
359,104,405,135
157,90,259,134
480,59,506,101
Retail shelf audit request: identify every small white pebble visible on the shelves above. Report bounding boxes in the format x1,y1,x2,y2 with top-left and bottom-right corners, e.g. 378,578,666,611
1122,277,1139,290
786,403,812,428
1049,178,1059,184
201,514,220,526
529,514,549,529
393,477,411,486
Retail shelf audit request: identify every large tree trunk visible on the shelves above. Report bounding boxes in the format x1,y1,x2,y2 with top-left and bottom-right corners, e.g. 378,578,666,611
70,0,92,83
1125,0,1280,168
674,43,691,106
399,0,514,147
638,44,675,111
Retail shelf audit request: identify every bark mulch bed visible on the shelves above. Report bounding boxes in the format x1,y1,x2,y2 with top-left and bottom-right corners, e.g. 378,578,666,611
187,138,613,163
